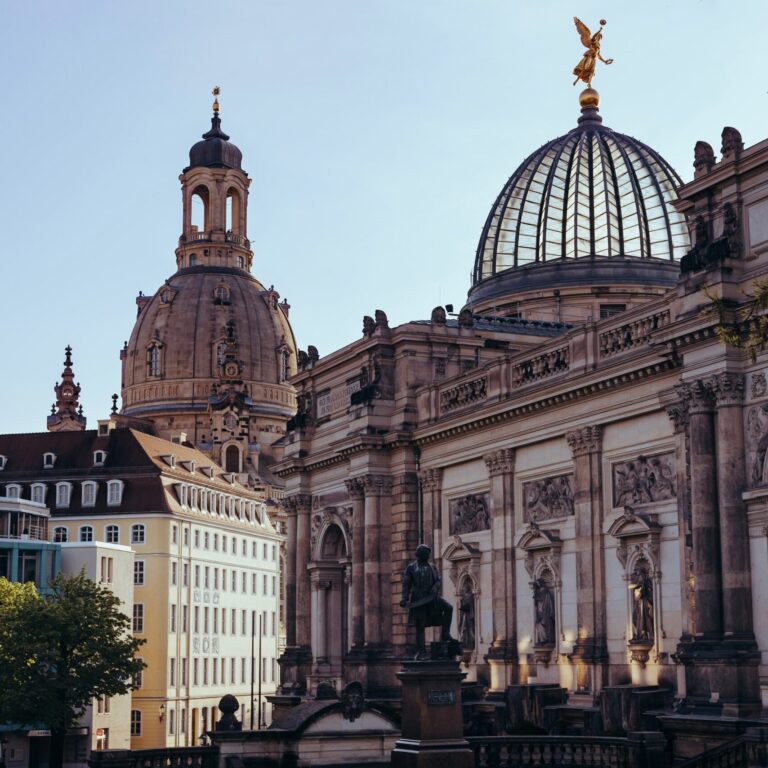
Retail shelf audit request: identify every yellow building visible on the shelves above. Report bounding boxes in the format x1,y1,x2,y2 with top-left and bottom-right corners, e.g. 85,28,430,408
0,420,283,749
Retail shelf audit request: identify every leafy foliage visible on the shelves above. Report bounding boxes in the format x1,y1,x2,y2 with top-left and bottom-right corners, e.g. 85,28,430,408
703,279,768,362
0,572,145,733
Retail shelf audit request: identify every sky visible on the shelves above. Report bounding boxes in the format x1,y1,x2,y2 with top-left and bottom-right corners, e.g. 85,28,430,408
1,0,767,434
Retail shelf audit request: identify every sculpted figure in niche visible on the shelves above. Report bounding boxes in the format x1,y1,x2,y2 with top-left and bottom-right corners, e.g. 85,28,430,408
629,566,654,642
532,578,556,646
458,580,476,648
400,544,455,659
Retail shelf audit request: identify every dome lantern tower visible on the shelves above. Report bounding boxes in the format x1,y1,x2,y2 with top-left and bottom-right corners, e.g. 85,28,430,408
176,89,253,272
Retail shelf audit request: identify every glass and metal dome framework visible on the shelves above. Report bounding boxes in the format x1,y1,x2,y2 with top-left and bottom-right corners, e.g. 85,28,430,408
473,94,690,284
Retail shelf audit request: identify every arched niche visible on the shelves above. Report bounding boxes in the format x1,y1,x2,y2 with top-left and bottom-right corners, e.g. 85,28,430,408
190,184,210,233
309,517,351,678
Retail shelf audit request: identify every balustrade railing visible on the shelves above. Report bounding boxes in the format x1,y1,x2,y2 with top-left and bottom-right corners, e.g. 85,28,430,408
598,309,670,358
511,346,569,385
678,737,748,768
468,736,630,768
440,375,487,414
87,746,219,768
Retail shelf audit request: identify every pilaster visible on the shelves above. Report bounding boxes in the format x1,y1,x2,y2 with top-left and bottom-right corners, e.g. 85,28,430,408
483,447,518,690
345,477,366,648
565,425,608,695
362,474,393,646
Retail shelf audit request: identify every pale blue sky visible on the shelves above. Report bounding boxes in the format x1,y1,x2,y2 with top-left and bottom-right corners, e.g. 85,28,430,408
1,0,766,434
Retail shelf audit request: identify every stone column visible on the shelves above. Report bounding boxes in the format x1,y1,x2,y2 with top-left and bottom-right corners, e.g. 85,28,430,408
283,498,298,647
682,380,723,639
294,494,313,648
665,394,695,636
711,373,754,639
419,468,443,550
345,477,366,648
566,425,607,695
483,448,518,691
363,474,393,646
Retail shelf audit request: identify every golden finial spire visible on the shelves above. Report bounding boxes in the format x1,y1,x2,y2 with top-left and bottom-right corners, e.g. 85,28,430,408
572,18,613,89
212,86,221,113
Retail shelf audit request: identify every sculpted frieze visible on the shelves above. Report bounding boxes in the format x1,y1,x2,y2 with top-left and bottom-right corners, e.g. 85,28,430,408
522,474,575,522
448,493,490,535
612,452,676,508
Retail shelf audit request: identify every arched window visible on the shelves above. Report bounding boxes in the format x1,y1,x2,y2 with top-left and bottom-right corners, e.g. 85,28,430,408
225,445,240,473
107,479,124,506
280,349,291,382
213,282,231,305
226,188,241,233
82,481,97,507
43,452,56,469
31,483,46,505
236,254,244,269
131,524,146,544
53,526,68,543
105,525,119,544
190,186,210,233
80,525,94,542
147,344,162,378
55,482,72,508
189,253,197,267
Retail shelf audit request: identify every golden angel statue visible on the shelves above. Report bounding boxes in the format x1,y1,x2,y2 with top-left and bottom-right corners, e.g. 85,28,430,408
572,18,613,87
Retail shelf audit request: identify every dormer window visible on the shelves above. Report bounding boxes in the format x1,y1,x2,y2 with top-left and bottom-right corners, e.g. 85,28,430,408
0,455,6,470
93,450,107,467
201,466,214,479
5,484,21,499
31,483,47,505
82,480,97,507
160,454,176,468
43,453,56,469
107,479,124,507
177,484,188,508
181,460,195,474
55,482,72,508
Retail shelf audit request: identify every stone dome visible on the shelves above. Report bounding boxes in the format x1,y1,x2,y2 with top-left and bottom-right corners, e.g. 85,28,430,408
473,91,690,285
121,266,296,422
187,113,243,171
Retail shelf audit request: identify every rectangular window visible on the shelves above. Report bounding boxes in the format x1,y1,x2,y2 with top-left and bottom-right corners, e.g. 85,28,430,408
182,605,188,633
183,563,189,587
56,483,71,508
599,303,627,319
272,545,276,561
213,659,218,685
221,607,227,635
203,658,209,686
194,530,200,548
182,658,188,687
221,657,226,685
213,607,218,634
132,604,144,633
241,657,246,684
194,606,200,634
82,482,96,506
171,562,178,586
130,710,141,736
242,539,247,556
252,573,257,593
134,561,145,585
130,524,145,544
231,570,237,591
205,567,210,589
204,532,210,549
272,576,276,596
230,658,236,685
252,541,257,558
194,565,200,588
170,604,177,633
241,610,247,636
222,568,227,591
214,568,219,590
172,525,178,544
213,533,219,551
204,607,209,634
223,535,228,553
231,610,236,635
134,660,143,689
272,611,276,637
169,708,175,735
170,657,176,686
263,543,267,559
193,658,199,686
181,707,187,734
243,571,248,593
183,528,189,547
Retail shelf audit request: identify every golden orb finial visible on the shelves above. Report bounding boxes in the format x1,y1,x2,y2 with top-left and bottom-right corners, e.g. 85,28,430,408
212,86,221,113
579,87,600,110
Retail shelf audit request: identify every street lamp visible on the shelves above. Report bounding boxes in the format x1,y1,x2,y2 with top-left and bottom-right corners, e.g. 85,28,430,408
158,703,166,721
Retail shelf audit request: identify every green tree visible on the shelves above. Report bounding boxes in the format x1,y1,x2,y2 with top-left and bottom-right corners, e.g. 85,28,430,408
704,279,768,362
0,572,145,768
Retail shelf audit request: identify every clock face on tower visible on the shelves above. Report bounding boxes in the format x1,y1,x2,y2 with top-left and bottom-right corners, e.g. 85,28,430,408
224,362,239,378
62,387,74,398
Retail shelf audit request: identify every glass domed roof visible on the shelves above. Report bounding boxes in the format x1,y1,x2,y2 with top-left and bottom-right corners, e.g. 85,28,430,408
473,92,690,285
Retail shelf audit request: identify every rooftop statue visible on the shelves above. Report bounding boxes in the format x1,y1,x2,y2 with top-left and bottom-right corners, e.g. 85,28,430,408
572,18,613,87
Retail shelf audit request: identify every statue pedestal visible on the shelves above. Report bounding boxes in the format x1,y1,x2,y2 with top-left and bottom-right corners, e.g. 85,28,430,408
391,651,473,768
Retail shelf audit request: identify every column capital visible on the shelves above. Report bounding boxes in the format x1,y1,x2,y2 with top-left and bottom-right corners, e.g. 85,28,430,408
362,474,393,497
566,425,602,457
483,448,515,477
677,379,715,414
344,477,365,500
284,493,312,514
665,399,690,434
710,371,745,406
418,467,443,492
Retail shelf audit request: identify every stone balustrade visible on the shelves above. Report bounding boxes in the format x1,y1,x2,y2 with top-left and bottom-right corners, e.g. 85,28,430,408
598,309,671,358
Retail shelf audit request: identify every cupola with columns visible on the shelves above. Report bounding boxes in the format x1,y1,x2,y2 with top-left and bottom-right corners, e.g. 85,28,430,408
176,88,253,273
